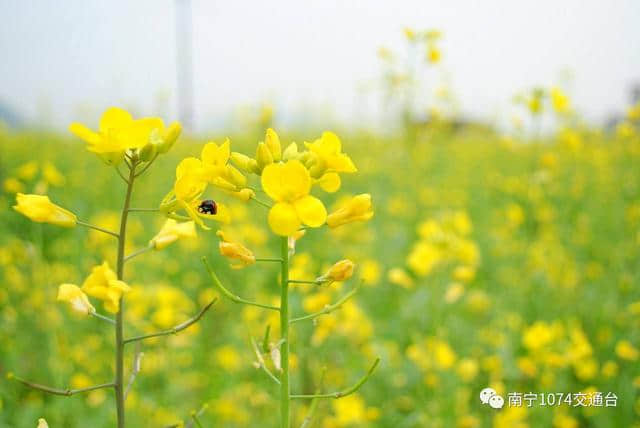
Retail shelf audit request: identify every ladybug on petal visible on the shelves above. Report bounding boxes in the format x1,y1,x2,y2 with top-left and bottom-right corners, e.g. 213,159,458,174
197,200,217,215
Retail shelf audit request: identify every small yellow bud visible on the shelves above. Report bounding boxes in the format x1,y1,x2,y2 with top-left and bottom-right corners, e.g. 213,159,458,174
265,128,282,161
326,194,374,228
256,142,274,171
316,259,355,284
38,419,50,428
228,188,255,201
225,165,247,188
13,193,77,227
230,152,259,174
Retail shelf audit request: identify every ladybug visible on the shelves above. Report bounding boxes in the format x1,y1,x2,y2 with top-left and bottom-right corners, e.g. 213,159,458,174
198,199,217,215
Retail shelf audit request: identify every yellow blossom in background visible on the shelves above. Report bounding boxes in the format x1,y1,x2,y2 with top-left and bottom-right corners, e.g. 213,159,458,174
550,87,570,114
216,230,256,269
316,259,355,284
13,193,77,227
81,262,131,313
326,194,374,228
150,219,196,250
388,267,414,289
37,419,49,428
261,160,327,236
615,340,639,361
57,283,95,315
427,45,441,63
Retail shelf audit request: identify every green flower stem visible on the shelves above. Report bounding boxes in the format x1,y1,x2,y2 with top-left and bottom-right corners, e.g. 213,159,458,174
202,257,280,311
127,208,160,213
114,162,137,428
279,236,290,428
287,279,319,285
123,245,153,262
255,257,283,263
76,220,119,238
7,373,114,397
122,299,217,345
289,284,360,324
290,358,380,399
134,153,158,177
90,311,116,325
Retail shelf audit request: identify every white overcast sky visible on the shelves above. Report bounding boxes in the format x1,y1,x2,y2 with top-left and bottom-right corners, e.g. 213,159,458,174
1,0,639,131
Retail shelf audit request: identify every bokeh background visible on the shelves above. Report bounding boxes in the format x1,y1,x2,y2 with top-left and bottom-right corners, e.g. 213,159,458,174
1,1,640,427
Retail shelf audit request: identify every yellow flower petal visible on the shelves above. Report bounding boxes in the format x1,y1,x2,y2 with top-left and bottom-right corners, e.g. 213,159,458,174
294,195,327,228
317,172,341,193
201,139,231,166
69,122,101,145
268,202,301,236
99,107,132,132
261,160,311,202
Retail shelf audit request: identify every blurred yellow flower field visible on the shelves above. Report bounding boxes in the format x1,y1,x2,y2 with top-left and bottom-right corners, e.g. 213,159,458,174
1,103,639,427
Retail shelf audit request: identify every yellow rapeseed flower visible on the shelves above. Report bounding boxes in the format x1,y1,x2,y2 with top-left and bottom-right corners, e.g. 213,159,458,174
57,283,95,315
615,340,639,361
69,107,173,164
13,193,77,227
261,160,327,236
326,194,374,228
427,45,441,63
150,219,197,250
305,131,357,179
37,419,49,428
81,262,131,313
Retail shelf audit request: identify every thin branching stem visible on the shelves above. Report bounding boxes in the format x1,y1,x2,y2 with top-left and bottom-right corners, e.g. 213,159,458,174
251,338,281,385
255,257,283,263
124,349,144,400
202,257,280,311
90,311,116,325
123,299,217,345
76,220,119,238
185,404,209,428
288,279,319,285
8,373,114,397
289,284,360,324
290,358,380,399
124,245,153,262
134,153,158,177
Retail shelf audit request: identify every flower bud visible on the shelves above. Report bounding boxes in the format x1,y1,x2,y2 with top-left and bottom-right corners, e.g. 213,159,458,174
13,193,77,227
316,259,355,284
138,141,157,162
228,188,255,202
265,128,282,161
231,152,260,174
256,142,274,171
225,165,247,188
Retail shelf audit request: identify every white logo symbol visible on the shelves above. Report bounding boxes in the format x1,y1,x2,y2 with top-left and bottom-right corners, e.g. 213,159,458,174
480,387,504,409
